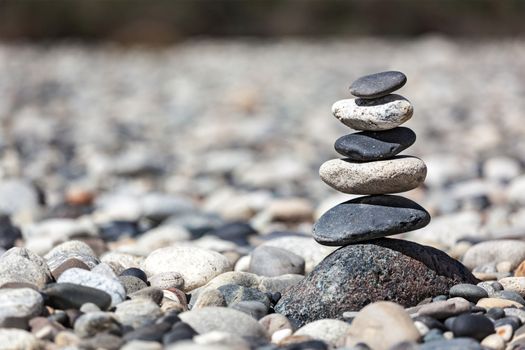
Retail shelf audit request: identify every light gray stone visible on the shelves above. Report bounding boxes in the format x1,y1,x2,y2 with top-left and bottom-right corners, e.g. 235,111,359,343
0,288,44,328
249,246,305,277
115,298,162,328
463,240,525,271
319,156,426,195
295,319,351,347
0,329,42,350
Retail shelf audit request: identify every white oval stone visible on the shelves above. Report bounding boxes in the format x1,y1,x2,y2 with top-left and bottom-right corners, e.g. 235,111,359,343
332,94,413,131
295,319,351,346
319,156,427,195
142,246,232,292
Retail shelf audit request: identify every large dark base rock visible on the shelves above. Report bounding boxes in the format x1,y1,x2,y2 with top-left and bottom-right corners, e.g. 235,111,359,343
275,238,478,328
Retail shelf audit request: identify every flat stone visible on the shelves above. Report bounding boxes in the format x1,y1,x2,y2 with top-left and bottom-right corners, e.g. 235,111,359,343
463,240,525,271
51,258,90,280
142,246,232,292
449,284,488,303
417,298,471,320
319,156,426,195
334,127,416,161
179,307,268,339
57,268,126,307
45,240,99,271
345,301,420,350
0,288,43,329
332,94,413,131
43,283,112,310
248,246,305,277
313,195,430,245
349,71,407,99
275,238,477,327
477,298,523,309
295,319,350,347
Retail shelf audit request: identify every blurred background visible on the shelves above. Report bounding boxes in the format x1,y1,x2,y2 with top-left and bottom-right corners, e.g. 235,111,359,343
1,0,525,254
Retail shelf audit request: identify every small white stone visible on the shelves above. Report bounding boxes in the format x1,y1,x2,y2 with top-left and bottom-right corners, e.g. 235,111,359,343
331,94,413,131
481,333,505,350
294,319,351,347
272,329,292,343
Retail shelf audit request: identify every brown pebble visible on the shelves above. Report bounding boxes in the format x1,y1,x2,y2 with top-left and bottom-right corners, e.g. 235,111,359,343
65,188,95,206
51,258,90,280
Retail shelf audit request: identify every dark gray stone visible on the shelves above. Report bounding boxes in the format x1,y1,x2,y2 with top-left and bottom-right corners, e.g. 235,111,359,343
218,284,271,308
119,268,148,283
123,321,172,342
419,338,484,350
451,314,495,341
334,127,416,161
43,283,112,311
274,238,477,327
162,322,197,345
449,284,488,303
349,71,407,99
249,246,305,277
0,215,21,250
494,290,525,305
313,196,430,246
486,307,505,320
209,221,257,245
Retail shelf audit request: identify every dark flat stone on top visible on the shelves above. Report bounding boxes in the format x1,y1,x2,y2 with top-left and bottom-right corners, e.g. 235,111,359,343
350,71,407,99
334,127,416,161
313,195,430,246
43,283,112,310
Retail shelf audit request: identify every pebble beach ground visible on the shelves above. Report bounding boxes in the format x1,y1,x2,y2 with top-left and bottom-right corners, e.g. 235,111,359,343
2,37,525,349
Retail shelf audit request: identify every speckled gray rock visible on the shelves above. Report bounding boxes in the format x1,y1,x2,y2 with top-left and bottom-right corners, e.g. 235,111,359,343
248,246,305,277
332,94,413,131
57,268,126,307
142,246,232,292
349,71,407,99
115,298,162,329
217,284,271,308
313,195,430,245
334,127,416,161
275,238,477,327
179,307,268,339
0,253,48,289
0,288,44,329
319,156,426,194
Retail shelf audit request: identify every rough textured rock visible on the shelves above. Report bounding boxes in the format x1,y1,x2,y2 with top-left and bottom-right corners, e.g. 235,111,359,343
331,94,413,131
313,195,430,245
334,127,416,161
319,156,426,195
275,238,477,327
349,71,407,99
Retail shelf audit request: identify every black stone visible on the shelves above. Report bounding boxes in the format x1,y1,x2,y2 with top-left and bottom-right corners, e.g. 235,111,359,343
0,215,22,250
162,322,197,345
209,221,257,245
119,268,148,284
349,71,407,99
43,283,112,310
413,316,447,331
275,238,477,327
449,284,488,303
123,322,172,342
452,314,494,340
313,195,431,246
99,221,140,241
334,127,416,161
486,307,505,320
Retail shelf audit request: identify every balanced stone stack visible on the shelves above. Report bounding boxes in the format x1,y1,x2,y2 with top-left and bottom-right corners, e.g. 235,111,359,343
314,71,430,245
275,71,477,327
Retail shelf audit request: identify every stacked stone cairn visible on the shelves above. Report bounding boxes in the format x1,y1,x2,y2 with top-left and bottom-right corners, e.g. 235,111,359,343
275,71,477,328
313,71,431,246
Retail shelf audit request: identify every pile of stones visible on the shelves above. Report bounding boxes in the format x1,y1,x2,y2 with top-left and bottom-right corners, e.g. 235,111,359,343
314,71,430,245
275,72,477,327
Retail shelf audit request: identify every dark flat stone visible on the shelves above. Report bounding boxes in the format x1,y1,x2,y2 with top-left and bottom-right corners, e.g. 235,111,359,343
43,282,112,310
449,284,488,303
452,314,495,341
334,127,416,161
313,195,430,246
275,238,478,327
350,71,407,99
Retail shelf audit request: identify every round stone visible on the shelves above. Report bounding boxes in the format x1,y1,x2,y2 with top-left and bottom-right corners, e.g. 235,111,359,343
449,284,488,303
349,71,407,99
313,195,430,245
142,246,232,292
319,156,426,195
274,238,477,328
332,94,413,131
0,288,44,329
452,314,495,341
248,246,305,277
149,272,185,290
334,127,416,161
115,299,162,329
295,319,351,347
